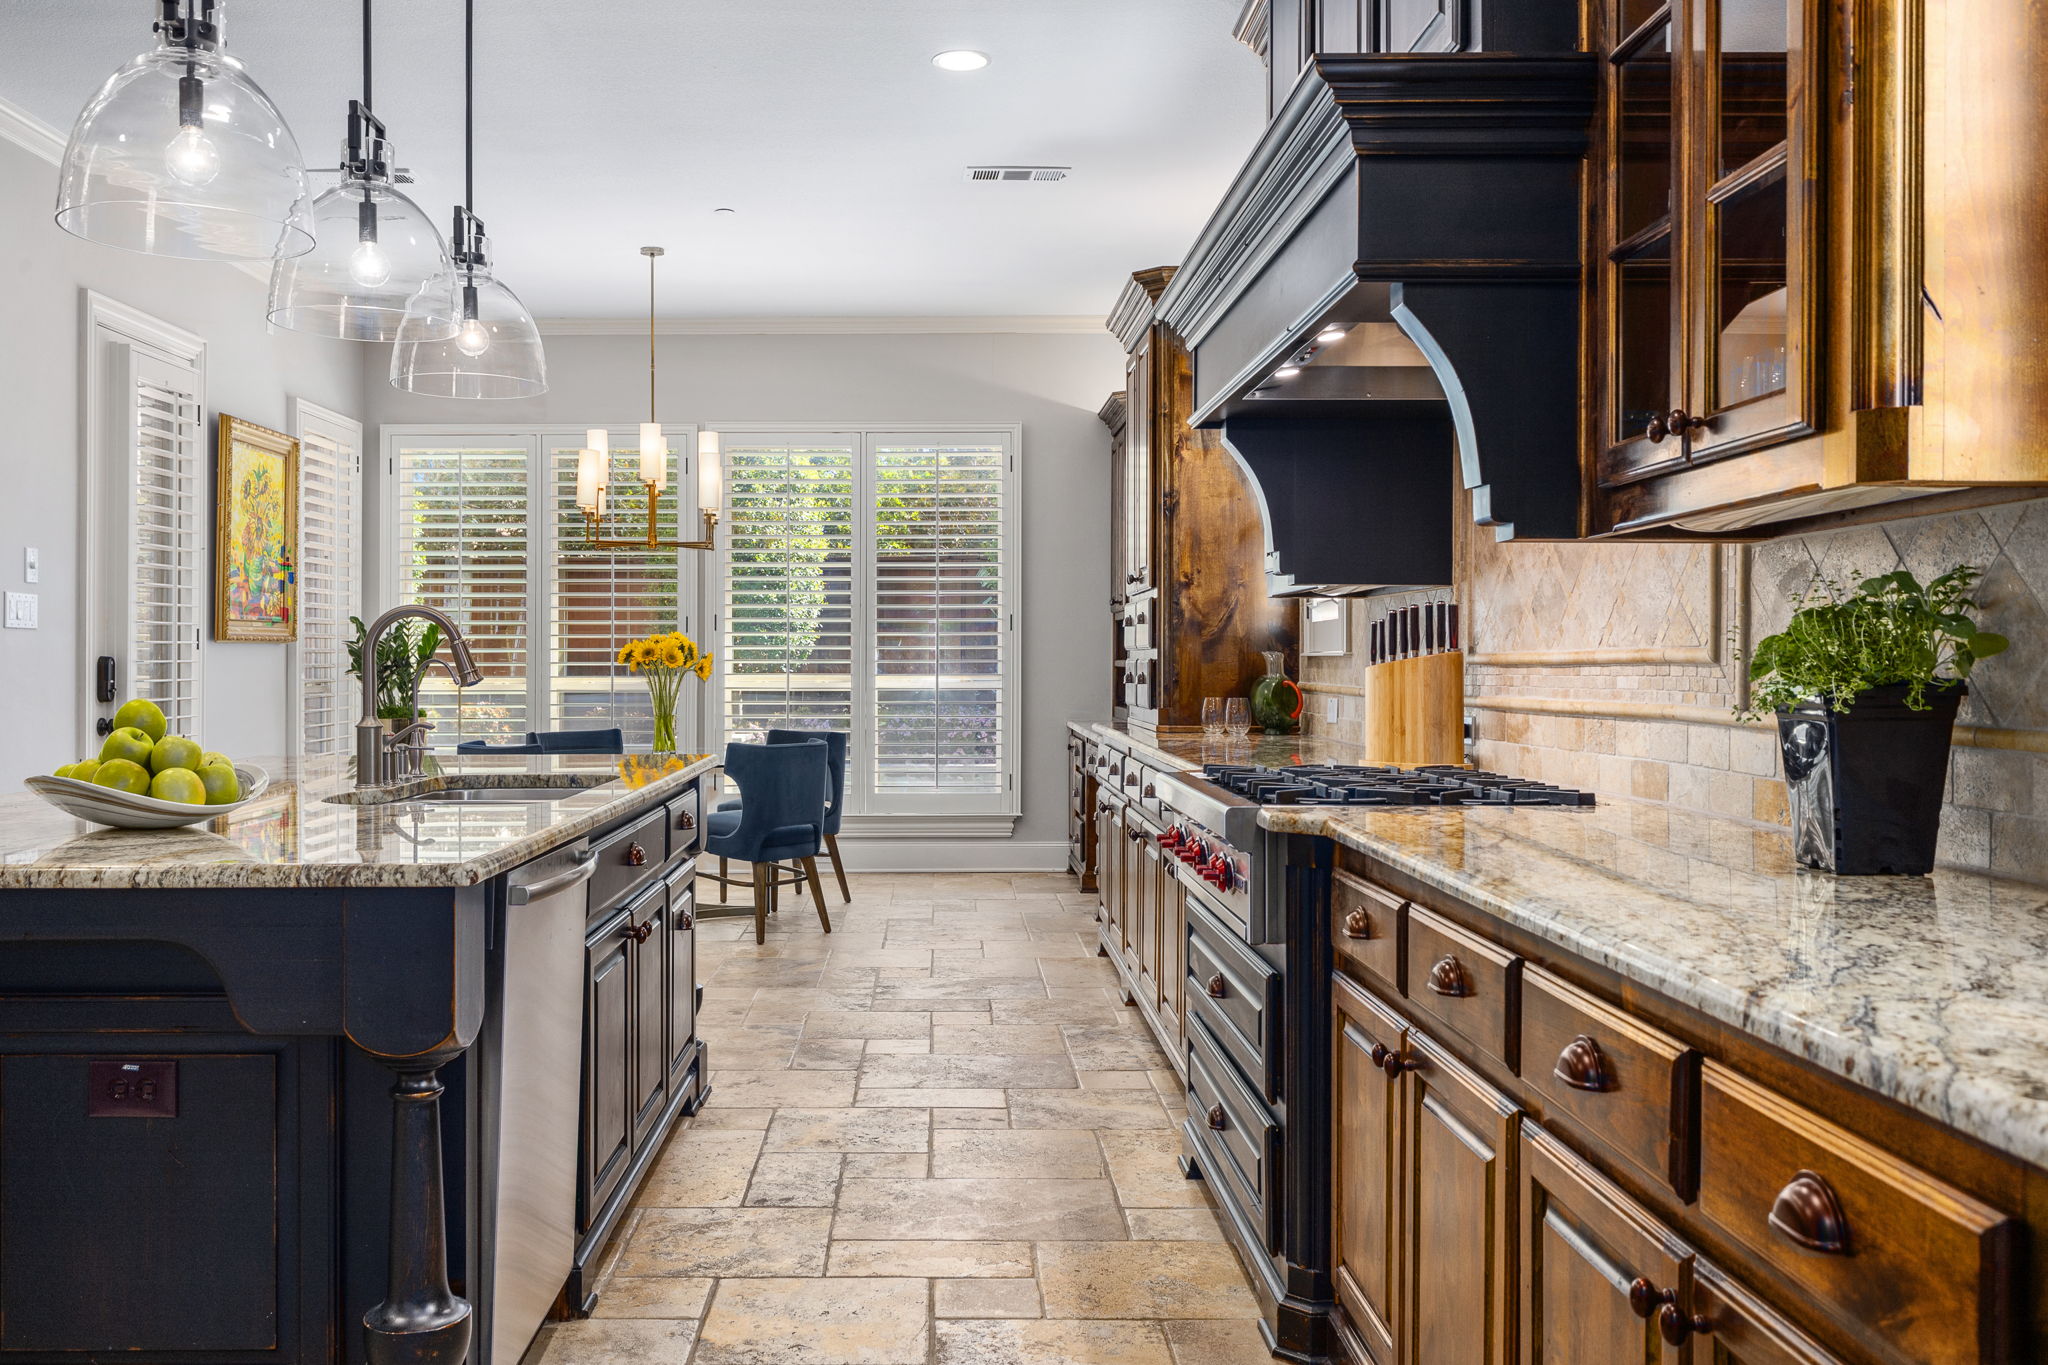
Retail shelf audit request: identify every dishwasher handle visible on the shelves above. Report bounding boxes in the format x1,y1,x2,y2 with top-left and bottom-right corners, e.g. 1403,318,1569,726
508,849,598,905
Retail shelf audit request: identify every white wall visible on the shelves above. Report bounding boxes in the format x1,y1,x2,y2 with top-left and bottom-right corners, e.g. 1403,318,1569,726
368,328,1120,865
0,136,368,784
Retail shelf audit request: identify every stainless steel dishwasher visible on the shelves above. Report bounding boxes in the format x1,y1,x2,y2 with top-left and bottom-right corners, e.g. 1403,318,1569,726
480,839,597,1365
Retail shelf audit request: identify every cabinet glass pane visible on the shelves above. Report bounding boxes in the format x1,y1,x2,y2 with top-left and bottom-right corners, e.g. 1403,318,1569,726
1616,235,1672,443
1617,24,1673,240
1719,0,1788,175
1713,167,1789,409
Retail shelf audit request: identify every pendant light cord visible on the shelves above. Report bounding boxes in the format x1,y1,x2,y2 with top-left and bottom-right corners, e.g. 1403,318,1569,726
361,0,372,108
649,251,658,422
463,0,474,214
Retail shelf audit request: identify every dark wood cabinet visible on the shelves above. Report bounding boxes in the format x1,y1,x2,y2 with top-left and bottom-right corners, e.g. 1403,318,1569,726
1067,729,1099,889
628,888,667,1147
581,909,634,1228
1333,975,1405,1365
664,876,696,1088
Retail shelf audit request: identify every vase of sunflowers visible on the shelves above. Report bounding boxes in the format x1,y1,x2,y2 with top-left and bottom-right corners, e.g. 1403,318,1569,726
616,630,714,753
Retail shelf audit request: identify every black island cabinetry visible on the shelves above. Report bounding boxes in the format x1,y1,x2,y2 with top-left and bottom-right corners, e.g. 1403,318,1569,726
0,757,711,1365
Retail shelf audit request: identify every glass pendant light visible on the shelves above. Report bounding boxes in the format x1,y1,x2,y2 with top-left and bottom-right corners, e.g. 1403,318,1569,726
389,0,545,398
56,0,313,261
269,1,455,341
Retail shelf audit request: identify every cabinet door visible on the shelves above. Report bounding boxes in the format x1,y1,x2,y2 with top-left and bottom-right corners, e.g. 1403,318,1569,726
1520,1125,1687,1365
582,915,634,1226
629,892,667,1147
1157,856,1185,1047
1124,340,1154,593
1333,975,1405,1365
1686,1254,1849,1365
666,878,696,1086
1131,828,1158,998
1401,1028,1519,1365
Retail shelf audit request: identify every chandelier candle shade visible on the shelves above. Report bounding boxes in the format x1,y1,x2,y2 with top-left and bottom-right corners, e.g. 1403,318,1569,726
617,631,713,754
56,0,313,261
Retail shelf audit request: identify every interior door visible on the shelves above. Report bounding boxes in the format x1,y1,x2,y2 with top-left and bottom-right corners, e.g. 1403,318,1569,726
1401,1028,1519,1365
1520,1125,1687,1365
1333,975,1405,1365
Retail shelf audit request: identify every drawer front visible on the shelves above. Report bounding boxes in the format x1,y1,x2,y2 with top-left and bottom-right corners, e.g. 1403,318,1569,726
1332,870,1405,996
1521,964,1698,1199
588,807,668,913
1697,1062,2016,1365
1186,1016,1279,1253
1402,904,1520,1071
1184,897,1278,1098
665,785,701,859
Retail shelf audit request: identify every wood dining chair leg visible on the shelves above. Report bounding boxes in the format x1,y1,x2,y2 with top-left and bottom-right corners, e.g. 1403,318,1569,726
769,868,779,916
750,865,769,944
802,856,831,933
790,860,806,898
824,834,851,903
719,857,729,903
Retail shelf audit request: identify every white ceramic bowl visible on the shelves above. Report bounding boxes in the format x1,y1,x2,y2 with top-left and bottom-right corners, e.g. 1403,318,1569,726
24,763,271,829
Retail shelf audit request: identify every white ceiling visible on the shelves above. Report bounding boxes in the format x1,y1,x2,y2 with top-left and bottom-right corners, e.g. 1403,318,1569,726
0,0,1264,320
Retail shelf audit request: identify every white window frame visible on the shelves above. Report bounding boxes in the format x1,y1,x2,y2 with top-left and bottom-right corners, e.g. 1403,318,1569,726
287,399,364,756
79,291,207,749
378,425,706,749
708,422,1022,823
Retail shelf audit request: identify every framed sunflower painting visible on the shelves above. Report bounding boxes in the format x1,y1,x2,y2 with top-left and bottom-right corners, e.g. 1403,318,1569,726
213,413,299,642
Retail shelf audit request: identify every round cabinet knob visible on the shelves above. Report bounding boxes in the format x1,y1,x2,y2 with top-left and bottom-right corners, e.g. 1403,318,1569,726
626,842,647,867
1669,407,1710,436
1768,1170,1851,1255
1342,907,1372,939
1627,1278,1672,1320
1644,413,1670,443
1658,1303,1711,1346
1206,1104,1227,1131
1206,973,1227,999
623,920,654,945
1379,1049,1415,1080
1368,1043,1389,1067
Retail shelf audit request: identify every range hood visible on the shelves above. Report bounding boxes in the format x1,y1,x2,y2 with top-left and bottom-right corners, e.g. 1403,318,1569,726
1157,52,1597,596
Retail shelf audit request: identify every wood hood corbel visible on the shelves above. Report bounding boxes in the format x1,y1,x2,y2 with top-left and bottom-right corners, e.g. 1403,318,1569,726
1157,52,1597,593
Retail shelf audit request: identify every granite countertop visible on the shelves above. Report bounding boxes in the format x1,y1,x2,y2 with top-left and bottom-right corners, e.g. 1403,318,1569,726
1079,721,1373,772
0,752,718,891
1082,722,2048,1170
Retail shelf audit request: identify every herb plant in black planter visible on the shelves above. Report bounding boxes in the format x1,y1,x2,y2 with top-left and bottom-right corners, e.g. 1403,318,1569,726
1745,566,2007,875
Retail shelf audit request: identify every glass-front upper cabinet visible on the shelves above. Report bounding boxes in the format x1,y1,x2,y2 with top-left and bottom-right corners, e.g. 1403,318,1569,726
1595,0,1819,487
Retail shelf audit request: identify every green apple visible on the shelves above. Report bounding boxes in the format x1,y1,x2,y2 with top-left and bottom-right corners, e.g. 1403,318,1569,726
197,762,241,805
201,750,230,770
53,762,75,778
112,698,168,742
150,768,207,805
151,735,204,774
92,758,152,794
68,759,101,784
99,726,155,768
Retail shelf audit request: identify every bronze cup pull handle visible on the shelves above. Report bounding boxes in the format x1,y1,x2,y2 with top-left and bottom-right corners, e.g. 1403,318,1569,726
1658,1304,1711,1346
626,841,647,867
1342,907,1371,939
1425,954,1473,998
1206,973,1227,999
1768,1170,1850,1255
1554,1035,1614,1092
1206,1104,1227,1131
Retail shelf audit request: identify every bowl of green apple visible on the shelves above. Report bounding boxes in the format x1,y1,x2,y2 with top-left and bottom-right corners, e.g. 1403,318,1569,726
26,699,269,830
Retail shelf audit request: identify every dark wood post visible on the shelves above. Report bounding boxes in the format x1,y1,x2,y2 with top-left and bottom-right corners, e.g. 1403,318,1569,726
362,1056,473,1365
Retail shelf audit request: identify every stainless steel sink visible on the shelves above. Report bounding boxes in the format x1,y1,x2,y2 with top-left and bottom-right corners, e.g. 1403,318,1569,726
324,779,618,807
411,786,598,804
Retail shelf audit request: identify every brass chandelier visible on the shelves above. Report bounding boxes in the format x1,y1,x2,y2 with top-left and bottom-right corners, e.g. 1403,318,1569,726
574,246,722,550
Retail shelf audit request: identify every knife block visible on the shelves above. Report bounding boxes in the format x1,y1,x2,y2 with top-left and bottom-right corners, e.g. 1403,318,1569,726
1363,651,1465,767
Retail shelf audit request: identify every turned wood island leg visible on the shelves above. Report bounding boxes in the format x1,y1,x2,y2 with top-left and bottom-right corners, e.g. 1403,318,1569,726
363,1054,473,1365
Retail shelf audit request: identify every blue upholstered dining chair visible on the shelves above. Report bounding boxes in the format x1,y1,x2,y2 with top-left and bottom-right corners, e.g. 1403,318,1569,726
714,729,850,905
529,727,625,754
702,738,831,944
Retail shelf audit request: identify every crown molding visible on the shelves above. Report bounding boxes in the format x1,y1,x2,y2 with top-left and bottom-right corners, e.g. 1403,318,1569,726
1233,0,1272,58
0,92,65,166
536,314,1103,337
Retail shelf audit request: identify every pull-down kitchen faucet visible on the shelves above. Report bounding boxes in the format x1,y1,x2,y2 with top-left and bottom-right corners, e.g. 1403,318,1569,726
355,605,484,787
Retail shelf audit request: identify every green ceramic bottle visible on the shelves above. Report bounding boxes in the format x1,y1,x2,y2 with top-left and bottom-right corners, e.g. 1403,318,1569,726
1249,650,1302,734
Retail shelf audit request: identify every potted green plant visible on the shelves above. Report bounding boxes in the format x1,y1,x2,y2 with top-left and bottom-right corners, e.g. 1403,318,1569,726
346,616,445,729
1745,566,2006,875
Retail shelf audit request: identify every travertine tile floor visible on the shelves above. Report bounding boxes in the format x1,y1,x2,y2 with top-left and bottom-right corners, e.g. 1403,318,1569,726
532,871,1271,1365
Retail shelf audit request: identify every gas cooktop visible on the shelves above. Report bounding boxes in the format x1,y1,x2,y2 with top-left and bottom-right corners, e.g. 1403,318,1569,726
1202,763,1596,808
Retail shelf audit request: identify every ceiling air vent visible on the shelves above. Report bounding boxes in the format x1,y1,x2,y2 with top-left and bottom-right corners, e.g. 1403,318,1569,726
965,166,1070,183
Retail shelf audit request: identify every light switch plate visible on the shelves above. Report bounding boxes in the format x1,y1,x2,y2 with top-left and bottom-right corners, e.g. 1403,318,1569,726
1325,696,1340,723
3,592,35,629
23,547,38,583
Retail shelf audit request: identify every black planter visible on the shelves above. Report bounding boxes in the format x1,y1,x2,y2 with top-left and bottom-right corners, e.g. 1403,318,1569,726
1776,682,1962,876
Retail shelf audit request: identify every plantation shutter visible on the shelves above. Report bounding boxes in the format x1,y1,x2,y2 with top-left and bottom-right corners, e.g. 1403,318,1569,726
546,434,687,748
719,436,858,747
293,404,362,755
391,440,535,744
864,435,1011,810
125,349,205,736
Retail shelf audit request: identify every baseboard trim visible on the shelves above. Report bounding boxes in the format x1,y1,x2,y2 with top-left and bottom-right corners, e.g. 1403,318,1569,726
829,839,1069,873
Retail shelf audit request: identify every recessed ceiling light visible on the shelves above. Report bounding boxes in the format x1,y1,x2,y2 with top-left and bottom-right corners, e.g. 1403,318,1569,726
933,50,990,71
1317,327,1347,344
1274,366,1302,380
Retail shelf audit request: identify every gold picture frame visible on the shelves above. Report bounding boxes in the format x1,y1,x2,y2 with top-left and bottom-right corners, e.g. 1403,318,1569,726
213,413,299,643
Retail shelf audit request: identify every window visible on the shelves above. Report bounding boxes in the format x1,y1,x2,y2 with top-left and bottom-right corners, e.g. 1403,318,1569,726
290,401,362,755
82,295,207,742
717,427,1018,817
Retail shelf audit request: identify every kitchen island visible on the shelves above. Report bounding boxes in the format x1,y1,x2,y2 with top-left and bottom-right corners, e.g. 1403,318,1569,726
0,751,717,1365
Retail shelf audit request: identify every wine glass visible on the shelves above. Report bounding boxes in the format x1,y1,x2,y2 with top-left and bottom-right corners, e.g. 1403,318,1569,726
1224,697,1251,738
1202,697,1225,738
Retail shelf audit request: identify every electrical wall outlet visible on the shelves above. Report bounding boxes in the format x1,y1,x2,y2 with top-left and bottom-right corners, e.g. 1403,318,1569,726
1325,696,1340,723
87,1059,178,1118
3,592,35,629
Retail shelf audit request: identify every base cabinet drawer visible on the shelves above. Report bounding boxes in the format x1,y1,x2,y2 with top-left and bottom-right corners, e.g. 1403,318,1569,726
1333,870,1404,996
1404,905,1521,1071
1187,1016,1278,1252
1186,895,1278,1098
1696,1062,2017,1365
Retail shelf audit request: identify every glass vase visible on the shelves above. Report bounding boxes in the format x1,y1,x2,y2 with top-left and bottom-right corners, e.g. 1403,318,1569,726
652,704,677,754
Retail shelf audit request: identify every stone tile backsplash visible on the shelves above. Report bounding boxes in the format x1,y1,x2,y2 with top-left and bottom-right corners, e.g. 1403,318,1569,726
1297,495,2048,883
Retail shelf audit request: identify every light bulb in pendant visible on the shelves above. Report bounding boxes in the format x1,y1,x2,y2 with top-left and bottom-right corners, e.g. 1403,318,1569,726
456,317,491,356
164,123,220,187
348,238,392,287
